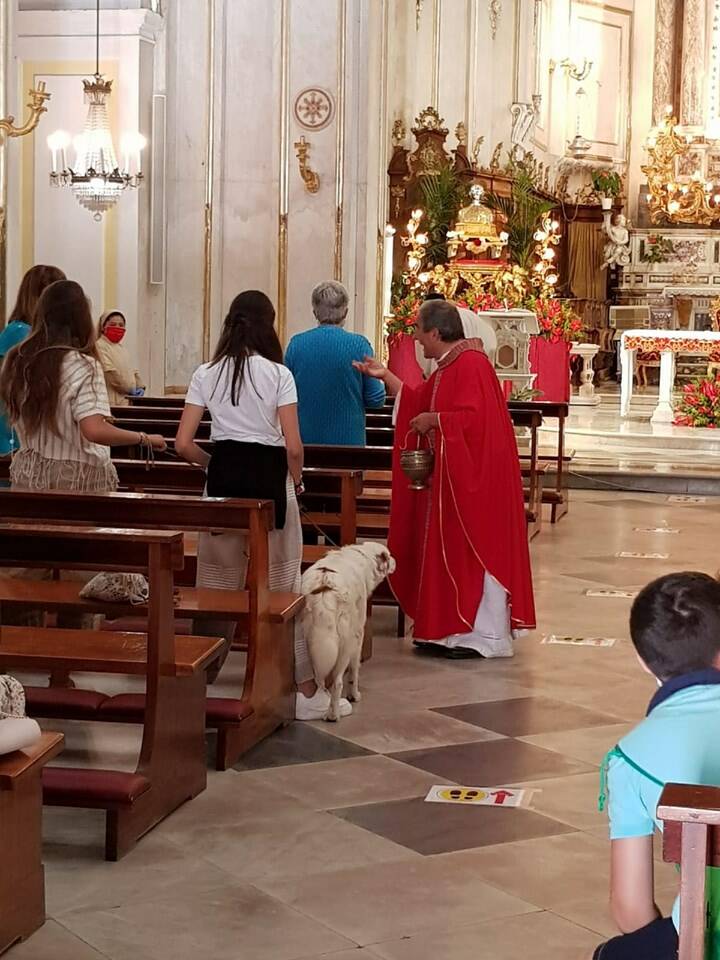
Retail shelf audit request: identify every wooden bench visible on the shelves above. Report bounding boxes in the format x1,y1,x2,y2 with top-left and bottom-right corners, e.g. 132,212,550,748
0,523,222,860
0,490,301,772
0,731,64,953
374,400,569,524
659,783,720,960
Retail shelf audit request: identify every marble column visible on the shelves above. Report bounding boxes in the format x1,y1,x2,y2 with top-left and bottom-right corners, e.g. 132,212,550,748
681,0,706,126
652,0,678,123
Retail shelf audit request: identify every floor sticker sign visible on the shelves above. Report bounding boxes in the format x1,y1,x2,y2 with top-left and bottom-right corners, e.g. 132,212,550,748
616,551,669,560
585,589,637,599
542,635,618,648
634,527,680,535
425,785,535,807
668,496,707,504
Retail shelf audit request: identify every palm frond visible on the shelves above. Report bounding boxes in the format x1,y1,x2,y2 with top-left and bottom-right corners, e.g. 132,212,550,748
418,167,469,265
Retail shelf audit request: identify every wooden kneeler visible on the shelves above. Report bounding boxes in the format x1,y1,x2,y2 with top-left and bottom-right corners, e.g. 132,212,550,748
0,525,221,859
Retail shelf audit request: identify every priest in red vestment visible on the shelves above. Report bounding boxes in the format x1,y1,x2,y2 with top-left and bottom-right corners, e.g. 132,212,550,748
354,299,535,660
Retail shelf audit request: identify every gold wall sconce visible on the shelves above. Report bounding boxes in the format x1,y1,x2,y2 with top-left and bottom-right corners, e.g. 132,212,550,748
0,80,50,139
549,58,593,81
294,135,319,194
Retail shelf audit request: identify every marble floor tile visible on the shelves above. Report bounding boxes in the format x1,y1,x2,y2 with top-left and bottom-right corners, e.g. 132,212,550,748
433,697,620,737
508,772,608,831
233,722,374,771
520,723,634,766
6,921,110,960
43,834,234,918
238,755,444,809
262,854,538,944
332,795,574,855
315,708,503,754
369,909,600,960
59,884,354,960
165,805,419,885
389,737,594,785
446,831,611,910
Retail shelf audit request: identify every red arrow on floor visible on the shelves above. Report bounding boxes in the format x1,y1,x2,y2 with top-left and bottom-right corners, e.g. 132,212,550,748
490,790,515,805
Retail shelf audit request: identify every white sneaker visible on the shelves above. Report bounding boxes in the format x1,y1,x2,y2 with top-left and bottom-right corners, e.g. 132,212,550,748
295,688,353,721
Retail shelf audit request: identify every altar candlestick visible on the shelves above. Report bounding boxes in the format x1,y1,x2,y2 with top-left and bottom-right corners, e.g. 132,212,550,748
383,224,396,317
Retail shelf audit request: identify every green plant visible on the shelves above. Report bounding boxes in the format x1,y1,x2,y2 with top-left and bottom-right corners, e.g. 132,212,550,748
509,385,544,401
483,166,555,270
418,166,468,265
591,169,622,197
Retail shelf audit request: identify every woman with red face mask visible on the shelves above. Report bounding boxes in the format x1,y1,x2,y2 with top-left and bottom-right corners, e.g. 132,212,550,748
96,310,146,406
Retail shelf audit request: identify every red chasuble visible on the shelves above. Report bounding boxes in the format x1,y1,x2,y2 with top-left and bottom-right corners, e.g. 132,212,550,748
388,339,536,640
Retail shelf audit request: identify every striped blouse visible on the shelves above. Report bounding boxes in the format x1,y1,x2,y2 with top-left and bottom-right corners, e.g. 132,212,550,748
17,352,113,465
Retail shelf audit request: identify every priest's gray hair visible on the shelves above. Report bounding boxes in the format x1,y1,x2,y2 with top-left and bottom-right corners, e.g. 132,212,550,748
312,280,349,325
418,299,464,342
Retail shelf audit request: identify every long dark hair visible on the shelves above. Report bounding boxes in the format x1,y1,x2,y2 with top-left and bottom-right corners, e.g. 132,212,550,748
210,290,283,404
0,279,96,437
8,264,66,326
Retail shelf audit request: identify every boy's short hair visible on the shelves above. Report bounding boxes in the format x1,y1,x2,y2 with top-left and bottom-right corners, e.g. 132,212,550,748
630,572,720,679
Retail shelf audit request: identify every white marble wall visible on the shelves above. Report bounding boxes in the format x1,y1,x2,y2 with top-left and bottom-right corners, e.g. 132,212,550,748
13,8,160,388
11,0,651,393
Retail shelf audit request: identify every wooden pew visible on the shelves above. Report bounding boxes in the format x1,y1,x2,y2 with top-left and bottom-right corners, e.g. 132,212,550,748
373,400,570,524
0,491,301,771
0,524,222,860
0,732,64,953
658,783,720,960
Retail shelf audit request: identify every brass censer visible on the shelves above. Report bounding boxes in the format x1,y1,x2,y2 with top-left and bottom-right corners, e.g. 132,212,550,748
400,431,435,491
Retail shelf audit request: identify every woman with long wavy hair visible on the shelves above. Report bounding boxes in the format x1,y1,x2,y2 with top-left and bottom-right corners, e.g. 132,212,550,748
175,290,351,719
0,264,66,455
0,279,166,492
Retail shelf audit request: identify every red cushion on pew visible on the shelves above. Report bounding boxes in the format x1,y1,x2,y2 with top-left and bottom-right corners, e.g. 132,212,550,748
101,617,193,635
98,693,254,725
205,698,254,723
97,693,145,721
24,686,108,718
43,767,151,806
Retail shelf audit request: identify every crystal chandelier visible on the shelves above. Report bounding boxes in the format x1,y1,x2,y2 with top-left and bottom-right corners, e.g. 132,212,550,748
46,0,145,221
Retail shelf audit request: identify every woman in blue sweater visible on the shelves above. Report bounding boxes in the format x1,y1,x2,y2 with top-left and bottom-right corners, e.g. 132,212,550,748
285,281,385,445
0,264,66,455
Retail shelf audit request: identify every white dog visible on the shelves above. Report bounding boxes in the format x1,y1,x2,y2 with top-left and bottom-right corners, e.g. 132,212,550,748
301,542,396,722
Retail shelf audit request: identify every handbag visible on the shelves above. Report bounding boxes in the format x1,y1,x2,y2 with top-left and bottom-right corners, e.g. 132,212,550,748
79,572,149,605
0,675,26,719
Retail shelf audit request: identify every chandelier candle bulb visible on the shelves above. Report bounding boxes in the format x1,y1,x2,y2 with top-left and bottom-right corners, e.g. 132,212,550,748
382,223,395,317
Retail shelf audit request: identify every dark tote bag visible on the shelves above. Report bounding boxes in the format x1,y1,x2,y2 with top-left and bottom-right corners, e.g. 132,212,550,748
206,440,288,529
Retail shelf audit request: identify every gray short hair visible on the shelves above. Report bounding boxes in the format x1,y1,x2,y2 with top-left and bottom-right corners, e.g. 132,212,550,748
418,300,464,342
312,280,349,325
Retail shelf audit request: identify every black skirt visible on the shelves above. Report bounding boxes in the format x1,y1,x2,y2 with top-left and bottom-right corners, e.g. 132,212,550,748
206,440,288,529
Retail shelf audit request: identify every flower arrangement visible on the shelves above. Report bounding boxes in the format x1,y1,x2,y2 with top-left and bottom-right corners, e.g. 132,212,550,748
642,235,674,264
591,169,622,198
386,289,422,340
528,295,584,344
673,376,720,428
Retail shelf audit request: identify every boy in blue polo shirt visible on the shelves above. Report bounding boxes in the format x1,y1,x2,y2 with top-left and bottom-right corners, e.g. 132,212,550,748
595,571,720,960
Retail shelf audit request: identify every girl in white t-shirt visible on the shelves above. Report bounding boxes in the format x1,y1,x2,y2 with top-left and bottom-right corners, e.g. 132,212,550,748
176,290,350,720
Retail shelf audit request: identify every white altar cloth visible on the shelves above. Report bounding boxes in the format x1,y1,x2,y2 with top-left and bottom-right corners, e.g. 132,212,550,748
620,328,720,423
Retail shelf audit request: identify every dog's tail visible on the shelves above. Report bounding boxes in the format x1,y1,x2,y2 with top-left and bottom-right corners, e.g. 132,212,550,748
303,566,352,603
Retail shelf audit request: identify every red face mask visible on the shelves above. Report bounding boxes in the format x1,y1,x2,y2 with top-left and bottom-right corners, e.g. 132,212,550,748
104,326,125,344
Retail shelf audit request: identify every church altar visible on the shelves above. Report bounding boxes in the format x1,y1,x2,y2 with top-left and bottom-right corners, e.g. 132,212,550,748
620,329,720,423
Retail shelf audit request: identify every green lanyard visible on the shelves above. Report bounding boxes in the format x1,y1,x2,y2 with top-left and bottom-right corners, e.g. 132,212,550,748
598,744,664,812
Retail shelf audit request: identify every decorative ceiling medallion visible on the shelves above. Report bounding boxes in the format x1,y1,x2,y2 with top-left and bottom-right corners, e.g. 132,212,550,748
294,87,334,131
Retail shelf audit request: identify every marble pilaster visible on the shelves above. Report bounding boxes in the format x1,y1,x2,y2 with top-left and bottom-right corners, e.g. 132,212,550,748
681,0,706,126
652,0,677,123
